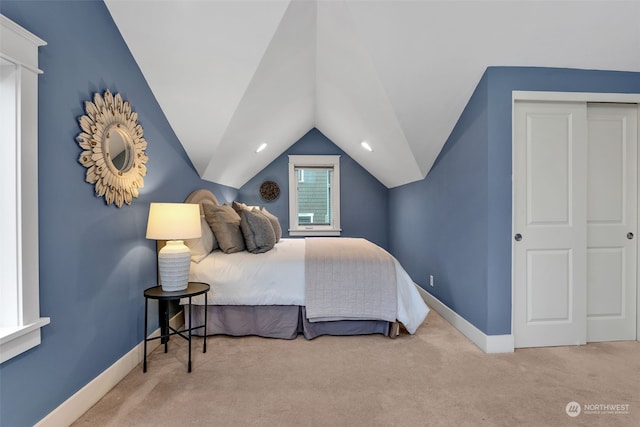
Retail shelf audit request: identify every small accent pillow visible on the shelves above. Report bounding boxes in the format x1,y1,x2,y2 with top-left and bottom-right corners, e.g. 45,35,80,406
185,216,218,263
260,208,282,243
202,203,246,254
232,201,249,214
232,201,259,215
240,208,276,254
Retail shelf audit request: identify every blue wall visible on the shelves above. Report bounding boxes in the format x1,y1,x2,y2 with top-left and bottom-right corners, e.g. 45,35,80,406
0,2,236,426
389,73,490,332
238,128,390,250
390,66,640,336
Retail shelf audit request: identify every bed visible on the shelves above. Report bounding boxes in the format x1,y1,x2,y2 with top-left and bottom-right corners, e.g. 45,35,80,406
180,189,429,339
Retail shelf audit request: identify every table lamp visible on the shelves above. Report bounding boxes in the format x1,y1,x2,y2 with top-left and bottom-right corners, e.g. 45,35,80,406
146,203,201,291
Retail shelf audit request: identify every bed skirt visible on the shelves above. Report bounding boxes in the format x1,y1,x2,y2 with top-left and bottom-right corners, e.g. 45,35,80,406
183,304,391,340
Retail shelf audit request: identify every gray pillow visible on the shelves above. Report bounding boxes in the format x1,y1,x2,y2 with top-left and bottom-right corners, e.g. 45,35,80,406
240,209,276,254
202,203,245,254
260,208,282,243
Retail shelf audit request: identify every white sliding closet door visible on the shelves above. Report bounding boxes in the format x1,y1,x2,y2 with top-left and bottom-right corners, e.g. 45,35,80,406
513,101,638,348
586,104,637,342
513,101,588,348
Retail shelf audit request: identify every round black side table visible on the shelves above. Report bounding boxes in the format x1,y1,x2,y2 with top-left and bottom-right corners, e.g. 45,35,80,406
143,282,210,373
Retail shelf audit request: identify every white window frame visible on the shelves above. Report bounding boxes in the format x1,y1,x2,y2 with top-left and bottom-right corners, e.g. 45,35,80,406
0,15,49,364
288,155,341,236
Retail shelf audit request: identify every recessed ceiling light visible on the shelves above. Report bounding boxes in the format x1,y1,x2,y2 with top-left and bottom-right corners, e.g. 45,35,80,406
256,142,267,153
361,141,373,152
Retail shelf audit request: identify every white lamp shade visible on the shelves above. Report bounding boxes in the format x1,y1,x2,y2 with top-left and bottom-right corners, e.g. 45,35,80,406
146,203,201,291
146,203,201,240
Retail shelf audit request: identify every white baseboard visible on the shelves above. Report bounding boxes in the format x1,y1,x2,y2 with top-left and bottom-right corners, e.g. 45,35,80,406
417,286,514,353
35,312,184,427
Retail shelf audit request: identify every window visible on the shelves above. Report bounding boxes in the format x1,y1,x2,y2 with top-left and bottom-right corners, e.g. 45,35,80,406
288,155,341,236
0,15,49,364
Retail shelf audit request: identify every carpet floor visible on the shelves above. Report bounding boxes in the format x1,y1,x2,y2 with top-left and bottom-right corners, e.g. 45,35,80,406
73,310,639,427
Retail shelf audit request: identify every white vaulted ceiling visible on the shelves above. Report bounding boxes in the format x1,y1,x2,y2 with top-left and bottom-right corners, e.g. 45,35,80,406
105,0,640,189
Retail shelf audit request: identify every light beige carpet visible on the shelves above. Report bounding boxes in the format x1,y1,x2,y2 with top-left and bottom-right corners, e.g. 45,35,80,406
73,310,639,426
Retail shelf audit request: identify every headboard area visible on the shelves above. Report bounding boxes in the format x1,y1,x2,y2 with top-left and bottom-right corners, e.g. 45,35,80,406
184,189,220,214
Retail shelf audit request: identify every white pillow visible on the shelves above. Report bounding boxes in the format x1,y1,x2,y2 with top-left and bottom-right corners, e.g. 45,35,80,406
185,216,217,263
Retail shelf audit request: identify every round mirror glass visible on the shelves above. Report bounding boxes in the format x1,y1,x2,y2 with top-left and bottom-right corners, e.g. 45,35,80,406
105,125,133,172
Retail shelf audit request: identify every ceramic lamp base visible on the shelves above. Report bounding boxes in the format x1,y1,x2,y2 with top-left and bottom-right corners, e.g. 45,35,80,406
158,240,191,291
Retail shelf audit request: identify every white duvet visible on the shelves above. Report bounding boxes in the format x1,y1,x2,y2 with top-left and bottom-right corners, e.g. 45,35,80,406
186,238,429,334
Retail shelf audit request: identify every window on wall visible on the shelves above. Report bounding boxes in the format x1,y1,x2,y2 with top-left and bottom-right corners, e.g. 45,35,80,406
288,155,341,236
0,15,49,364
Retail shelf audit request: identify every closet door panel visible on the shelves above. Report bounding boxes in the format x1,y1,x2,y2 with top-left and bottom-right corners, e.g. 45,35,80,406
586,104,637,342
513,101,588,348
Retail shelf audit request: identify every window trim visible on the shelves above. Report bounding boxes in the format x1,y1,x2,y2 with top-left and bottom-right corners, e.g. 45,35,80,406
0,14,49,364
288,155,341,237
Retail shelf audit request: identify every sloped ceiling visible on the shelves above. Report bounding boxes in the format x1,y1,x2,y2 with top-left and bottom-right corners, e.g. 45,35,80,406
105,0,640,189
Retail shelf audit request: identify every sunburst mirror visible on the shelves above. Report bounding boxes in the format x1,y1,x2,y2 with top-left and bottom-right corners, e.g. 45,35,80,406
76,90,148,208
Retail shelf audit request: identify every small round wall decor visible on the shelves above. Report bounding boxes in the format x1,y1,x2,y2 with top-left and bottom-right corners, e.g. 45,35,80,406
259,180,280,201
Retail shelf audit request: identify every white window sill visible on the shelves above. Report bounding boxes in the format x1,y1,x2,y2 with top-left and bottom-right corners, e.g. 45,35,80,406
0,317,50,364
289,229,341,237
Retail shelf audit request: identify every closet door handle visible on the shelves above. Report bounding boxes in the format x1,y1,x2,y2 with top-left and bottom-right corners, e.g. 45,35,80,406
514,233,523,242
627,232,634,240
